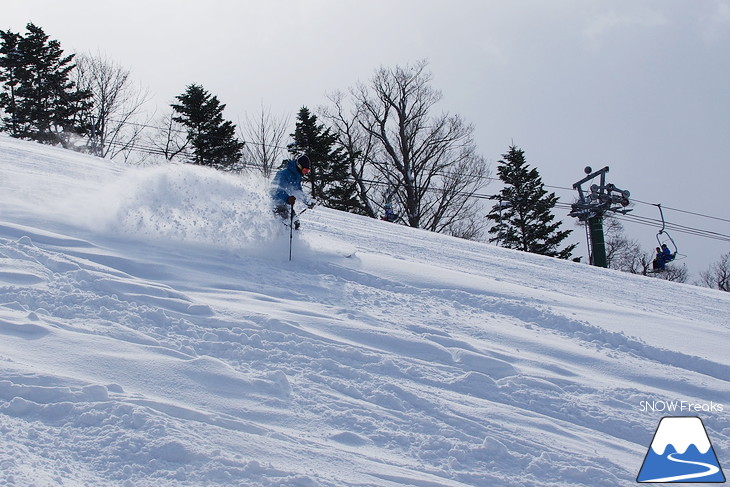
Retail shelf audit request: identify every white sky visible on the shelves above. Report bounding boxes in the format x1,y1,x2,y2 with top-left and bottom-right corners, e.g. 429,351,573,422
4,0,730,277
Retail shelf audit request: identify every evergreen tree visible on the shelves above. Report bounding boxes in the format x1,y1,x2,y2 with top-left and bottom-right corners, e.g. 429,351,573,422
0,30,22,136
171,84,243,170
290,107,364,213
0,23,91,147
487,145,576,259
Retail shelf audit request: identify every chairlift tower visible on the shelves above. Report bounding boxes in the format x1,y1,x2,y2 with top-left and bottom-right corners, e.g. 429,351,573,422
569,166,631,267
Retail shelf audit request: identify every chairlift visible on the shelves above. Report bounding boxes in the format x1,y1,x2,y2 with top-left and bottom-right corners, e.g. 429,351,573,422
653,204,685,263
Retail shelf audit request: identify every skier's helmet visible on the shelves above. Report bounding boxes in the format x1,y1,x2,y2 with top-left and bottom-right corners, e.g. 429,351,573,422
297,155,311,174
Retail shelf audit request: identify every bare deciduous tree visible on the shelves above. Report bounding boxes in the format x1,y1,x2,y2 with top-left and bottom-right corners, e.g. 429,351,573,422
321,90,380,218
652,263,689,283
74,52,150,160
605,217,647,273
699,252,730,291
349,60,490,235
147,110,188,162
239,104,289,178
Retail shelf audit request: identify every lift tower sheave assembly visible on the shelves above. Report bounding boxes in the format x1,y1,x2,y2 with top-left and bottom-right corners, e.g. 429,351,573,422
569,166,631,268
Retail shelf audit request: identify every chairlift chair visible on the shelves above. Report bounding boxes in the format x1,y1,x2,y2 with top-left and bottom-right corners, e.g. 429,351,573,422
654,204,686,263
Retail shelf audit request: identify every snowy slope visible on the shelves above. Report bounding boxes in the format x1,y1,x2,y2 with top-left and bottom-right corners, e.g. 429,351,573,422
1,135,728,487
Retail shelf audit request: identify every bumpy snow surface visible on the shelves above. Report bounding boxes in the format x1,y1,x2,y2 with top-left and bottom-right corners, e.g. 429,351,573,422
1,135,728,486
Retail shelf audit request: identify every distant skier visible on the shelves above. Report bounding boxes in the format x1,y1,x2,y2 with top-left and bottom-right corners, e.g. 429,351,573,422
380,202,397,223
270,155,315,229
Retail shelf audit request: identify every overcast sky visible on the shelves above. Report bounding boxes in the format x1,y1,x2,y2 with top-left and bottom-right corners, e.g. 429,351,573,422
5,0,730,277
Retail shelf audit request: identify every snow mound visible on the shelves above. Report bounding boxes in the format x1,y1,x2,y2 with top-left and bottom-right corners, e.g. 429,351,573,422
80,164,296,253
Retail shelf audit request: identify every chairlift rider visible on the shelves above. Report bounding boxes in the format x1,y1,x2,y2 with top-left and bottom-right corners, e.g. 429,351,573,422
652,243,675,271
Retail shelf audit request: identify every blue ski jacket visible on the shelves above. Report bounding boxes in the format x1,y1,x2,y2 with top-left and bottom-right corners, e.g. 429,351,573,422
661,245,673,261
270,159,307,205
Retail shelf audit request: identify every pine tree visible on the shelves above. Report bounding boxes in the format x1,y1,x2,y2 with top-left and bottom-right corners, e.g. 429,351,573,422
290,107,364,213
487,145,576,259
0,23,91,147
171,84,243,170
0,29,22,136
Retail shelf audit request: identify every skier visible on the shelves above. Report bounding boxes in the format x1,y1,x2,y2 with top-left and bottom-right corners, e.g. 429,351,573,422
270,155,315,230
381,202,397,222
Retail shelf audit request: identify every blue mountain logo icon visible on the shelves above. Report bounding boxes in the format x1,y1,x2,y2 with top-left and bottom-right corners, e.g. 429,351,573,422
637,416,725,483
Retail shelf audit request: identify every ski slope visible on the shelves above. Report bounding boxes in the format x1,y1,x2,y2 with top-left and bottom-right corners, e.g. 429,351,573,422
1,135,728,486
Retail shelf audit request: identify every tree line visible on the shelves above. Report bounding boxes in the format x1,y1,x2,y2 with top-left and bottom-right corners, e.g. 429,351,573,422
1,23,727,289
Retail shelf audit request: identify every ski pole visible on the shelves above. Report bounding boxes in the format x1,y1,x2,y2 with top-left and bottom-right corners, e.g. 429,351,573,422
296,200,320,218
288,203,295,261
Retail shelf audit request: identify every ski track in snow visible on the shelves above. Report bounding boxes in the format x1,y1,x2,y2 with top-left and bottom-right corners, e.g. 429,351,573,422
0,135,728,486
